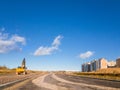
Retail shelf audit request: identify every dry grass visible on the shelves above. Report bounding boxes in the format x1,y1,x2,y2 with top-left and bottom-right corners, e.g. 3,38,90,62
74,68,120,81
0,67,44,75
96,68,120,74
0,66,15,74
0,69,15,75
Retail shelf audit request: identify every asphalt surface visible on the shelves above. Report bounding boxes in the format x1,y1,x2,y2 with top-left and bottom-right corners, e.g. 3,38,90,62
3,73,120,90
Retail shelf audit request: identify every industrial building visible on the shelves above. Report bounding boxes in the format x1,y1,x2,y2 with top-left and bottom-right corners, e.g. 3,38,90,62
90,60,97,71
82,58,117,72
116,58,120,67
107,61,116,68
98,58,108,69
82,63,91,72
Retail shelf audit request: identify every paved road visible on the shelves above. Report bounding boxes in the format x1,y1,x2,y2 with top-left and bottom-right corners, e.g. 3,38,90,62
5,73,120,90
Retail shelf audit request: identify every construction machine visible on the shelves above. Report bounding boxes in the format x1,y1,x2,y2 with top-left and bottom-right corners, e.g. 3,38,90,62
16,58,27,75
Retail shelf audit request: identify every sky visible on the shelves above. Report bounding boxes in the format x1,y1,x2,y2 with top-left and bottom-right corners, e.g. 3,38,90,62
0,0,120,71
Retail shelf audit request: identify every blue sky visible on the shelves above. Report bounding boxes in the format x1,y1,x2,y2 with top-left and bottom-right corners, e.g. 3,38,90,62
0,0,120,71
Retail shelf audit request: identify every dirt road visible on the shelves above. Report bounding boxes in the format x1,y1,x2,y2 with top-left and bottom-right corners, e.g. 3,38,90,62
1,73,120,90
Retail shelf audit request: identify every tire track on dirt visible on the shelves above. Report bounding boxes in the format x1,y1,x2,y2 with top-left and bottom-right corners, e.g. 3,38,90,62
52,74,119,90
32,74,68,90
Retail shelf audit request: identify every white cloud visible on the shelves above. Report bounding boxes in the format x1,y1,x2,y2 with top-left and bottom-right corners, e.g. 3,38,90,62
0,31,26,53
11,35,26,45
34,46,56,56
79,51,94,59
34,35,62,56
52,35,62,47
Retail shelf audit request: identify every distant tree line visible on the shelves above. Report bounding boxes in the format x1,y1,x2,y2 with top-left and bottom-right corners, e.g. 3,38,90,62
0,65,9,70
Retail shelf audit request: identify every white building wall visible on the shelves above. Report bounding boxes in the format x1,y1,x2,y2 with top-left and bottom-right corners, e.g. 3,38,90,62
99,58,107,69
107,61,116,67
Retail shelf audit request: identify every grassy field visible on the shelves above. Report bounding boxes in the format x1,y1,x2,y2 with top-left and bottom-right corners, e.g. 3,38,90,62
0,66,44,75
74,68,120,81
96,68,120,73
0,69,15,75
0,66,15,75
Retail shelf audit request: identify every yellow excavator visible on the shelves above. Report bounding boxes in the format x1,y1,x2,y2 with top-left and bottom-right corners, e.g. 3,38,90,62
16,58,27,75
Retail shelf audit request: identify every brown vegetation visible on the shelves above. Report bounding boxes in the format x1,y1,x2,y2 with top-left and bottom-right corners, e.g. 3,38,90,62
74,68,120,81
96,68,120,74
0,66,15,75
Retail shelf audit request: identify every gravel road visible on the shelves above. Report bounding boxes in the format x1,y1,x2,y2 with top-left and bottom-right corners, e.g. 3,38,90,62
56,74,120,88
32,73,120,90
1,73,120,90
